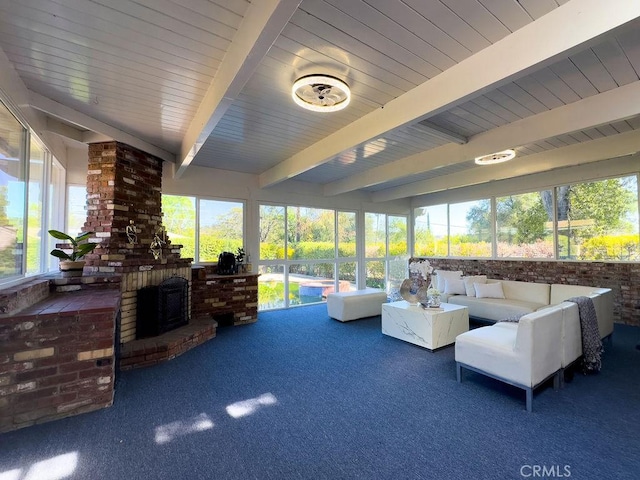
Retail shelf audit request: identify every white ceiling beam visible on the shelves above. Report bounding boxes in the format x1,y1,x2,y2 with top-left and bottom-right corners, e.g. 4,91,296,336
371,129,640,202
324,80,640,196
29,92,175,163
174,0,302,179
260,0,640,188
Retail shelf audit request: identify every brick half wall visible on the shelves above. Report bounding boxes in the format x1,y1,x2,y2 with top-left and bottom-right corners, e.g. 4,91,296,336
412,258,640,326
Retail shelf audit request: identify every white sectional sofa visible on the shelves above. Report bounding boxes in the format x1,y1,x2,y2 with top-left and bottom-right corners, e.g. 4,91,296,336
441,278,613,340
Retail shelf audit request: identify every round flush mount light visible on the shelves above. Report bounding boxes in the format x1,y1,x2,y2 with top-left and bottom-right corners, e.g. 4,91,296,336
291,75,351,112
474,149,516,165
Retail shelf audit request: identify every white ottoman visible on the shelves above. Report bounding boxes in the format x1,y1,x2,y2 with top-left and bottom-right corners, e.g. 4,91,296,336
326,288,388,322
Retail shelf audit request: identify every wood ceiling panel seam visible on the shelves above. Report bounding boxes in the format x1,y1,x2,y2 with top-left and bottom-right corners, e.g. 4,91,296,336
0,38,214,93
16,68,203,114
0,23,217,85
569,48,619,93
513,76,565,110
549,58,599,99
454,101,508,128
591,39,639,87
0,12,219,77
497,82,548,115
448,106,498,131
483,88,536,119
515,0,560,20
85,0,240,43
1,2,227,70
402,0,491,54
299,0,443,79
288,8,428,85
477,0,533,32
363,0,472,63
439,0,512,44
616,28,640,78
324,0,456,71
466,95,523,123
529,67,581,104
7,52,208,105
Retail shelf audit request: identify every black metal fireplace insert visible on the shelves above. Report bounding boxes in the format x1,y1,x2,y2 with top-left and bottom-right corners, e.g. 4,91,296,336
136,276,189,339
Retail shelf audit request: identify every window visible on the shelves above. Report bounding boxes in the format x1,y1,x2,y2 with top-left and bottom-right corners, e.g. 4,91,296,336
557,176,639,261
496,191,554,258
414,204,448,256
162,194,196,260
161,195,243,263
26,139,45,274
199,199,243,262
449,200,491,257
0,100,26,281
258,204,360,310
365,212,408,294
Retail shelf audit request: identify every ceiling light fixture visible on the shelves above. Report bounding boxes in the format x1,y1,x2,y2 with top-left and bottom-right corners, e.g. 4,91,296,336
474,149,516,165
291,75,351,112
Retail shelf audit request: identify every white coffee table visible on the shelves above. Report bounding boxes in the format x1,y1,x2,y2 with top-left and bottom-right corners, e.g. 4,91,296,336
381,301,469,351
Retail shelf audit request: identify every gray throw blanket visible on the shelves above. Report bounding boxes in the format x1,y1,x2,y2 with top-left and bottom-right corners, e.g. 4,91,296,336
496,296,602,374
566,296,603,374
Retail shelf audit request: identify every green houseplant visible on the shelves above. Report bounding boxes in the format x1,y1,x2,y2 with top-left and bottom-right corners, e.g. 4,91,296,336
48,230,98,277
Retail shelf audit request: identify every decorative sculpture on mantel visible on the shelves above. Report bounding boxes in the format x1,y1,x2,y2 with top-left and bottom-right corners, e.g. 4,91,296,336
149,226,166,260
126,220,138,244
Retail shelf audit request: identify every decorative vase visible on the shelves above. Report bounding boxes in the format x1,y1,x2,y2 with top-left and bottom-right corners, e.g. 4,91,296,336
399,278,428,305
59,260,86,277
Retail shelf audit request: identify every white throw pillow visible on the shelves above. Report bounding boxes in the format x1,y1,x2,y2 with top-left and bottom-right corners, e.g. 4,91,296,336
474,281,505,299
444,278,466,295
463,275,487,297
434,270,463,292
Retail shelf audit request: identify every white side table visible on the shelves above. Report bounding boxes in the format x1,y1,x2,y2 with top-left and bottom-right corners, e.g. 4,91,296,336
381,301,469,350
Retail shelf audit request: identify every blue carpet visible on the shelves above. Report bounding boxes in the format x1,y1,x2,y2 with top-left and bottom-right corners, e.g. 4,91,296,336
1,304,639,480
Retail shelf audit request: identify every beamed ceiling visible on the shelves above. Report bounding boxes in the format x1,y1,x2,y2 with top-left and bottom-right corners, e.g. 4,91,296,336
1,0,640,201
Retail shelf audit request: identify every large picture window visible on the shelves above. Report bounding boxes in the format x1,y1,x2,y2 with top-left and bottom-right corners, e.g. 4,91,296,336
258,205,359,310
0,100,26,280
496,191,554,258
365,212,408,295
557,176,638,261
161,195,243,263
413,175,639,261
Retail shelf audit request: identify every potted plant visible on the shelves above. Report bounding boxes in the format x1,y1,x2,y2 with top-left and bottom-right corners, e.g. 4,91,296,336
48,230,98,277
235,247,246,273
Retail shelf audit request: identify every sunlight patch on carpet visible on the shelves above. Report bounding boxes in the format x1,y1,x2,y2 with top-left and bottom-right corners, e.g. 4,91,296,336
154,413,214,445
0,452,79,480
226,393,278,419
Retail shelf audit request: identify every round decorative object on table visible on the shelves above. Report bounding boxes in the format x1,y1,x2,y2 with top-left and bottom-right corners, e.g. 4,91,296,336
399,278,428,305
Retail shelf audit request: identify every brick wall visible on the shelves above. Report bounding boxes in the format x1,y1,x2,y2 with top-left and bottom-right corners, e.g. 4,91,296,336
84,141,190,273
412,258,640,326
0,290,120,433
191,266,258,326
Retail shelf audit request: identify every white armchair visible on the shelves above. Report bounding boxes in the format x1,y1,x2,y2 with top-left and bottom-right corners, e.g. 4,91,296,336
455,306,564,412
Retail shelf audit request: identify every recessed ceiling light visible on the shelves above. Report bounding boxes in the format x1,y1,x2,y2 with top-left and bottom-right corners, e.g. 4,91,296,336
474,149,516,165
291,75,351,112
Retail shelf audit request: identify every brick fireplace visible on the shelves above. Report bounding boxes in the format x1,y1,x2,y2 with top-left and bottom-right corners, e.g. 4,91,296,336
83,141,193,344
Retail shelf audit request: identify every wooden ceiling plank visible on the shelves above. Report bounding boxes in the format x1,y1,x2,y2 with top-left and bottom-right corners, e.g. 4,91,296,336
323,80,640,196
570,48,619,93
261,0,640,188
175,0,302,177
372,129,640,201
477,0,532,32
364,0,471,63
441,0,511,43
592,39,639,87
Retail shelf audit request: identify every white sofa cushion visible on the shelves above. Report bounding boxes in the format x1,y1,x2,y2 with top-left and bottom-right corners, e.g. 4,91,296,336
444,278,466,295
463,275,486,297
326,288,387,322
434,270,463,292
474,282,505,299
498,280,550,305
550,284,613,339
448,296,543,321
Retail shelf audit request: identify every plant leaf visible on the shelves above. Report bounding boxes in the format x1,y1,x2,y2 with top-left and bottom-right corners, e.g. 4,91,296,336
48,230,74,242
50,249,72,260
